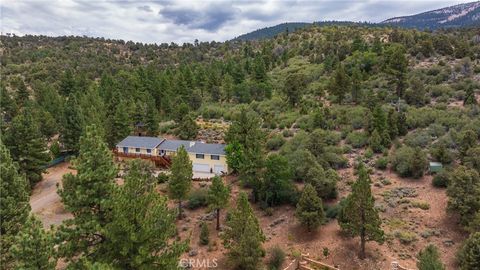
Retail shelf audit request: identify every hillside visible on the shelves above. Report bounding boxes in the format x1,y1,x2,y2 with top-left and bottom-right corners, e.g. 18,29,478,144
2,25,480,270
382,1,480,29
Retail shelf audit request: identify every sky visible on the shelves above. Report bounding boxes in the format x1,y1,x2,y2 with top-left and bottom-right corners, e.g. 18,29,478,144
1,0,470,44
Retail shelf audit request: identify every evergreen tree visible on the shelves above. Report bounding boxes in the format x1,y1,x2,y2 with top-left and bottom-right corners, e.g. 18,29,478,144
411,147,428,179
14,78,29,108
417,244,445,270
306,165,338,200
446,166,480,226
207,176,230,230
199,222,210,246
383,43,408,97
222,192,265,270
4,108,49,187
369,129,383,153
168,146,192,219
224,141,244,174
351,66,363,103
260,154,295,206
57,125,117,266
177,114,199,140
104,160,186,269
0,142,30,269
283,73,306,106
295,183,325,232
221,74,234,102
457,232,480,270
59,69,76,96
329,63,351,104
397,111,408,136
460,129,477,157
339,164,384,259
107,99,132,148
144,98,160,136
62,94,84,152
464,84,477,106
10,216,56,270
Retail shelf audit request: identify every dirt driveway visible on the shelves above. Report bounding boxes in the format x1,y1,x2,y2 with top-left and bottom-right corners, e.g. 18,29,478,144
30,162,74,229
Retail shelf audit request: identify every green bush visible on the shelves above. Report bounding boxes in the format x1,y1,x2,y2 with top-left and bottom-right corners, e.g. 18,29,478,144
411,201,430,210
375,157,389,170
432,170,449,188
157,172,169,184
395,230,417,245
390,146,427,179
187,188,208,209
457,232,480,270
267,246,285,270
346,131,368,148
266,134,286,151
282,129,294,137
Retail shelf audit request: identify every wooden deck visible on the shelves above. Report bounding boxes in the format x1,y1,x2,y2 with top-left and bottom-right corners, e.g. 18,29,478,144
113,150,172,167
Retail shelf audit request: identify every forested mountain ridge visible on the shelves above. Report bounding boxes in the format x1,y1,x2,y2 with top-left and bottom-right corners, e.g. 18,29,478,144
233,2,479,41
2,24,480,269
382,1,480,29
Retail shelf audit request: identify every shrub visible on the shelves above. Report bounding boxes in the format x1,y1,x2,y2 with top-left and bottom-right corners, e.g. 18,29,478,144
346,131,368,148
375,157,389,170
266,134,286,151
417,244,445,270
157,172,169,184
282,129,294,137
390,146,427,178
187,188,208,209
411,201,430,210
199,222,209,245
456,232,480,270
267,246,285,270
49,140,61,159
432,170,449,188
395,230,417,245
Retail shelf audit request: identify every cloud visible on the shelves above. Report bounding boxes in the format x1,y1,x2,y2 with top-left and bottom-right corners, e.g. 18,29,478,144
0,0,468,44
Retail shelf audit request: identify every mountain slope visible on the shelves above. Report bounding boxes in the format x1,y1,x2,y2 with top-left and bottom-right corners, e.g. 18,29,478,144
382,1,480,29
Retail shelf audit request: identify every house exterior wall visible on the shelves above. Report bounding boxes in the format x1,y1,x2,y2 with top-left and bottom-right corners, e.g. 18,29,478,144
116,146,157,156
188,152,228,173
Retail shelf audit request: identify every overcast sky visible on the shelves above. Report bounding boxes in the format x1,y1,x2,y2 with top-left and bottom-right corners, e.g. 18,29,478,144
1,0,470,44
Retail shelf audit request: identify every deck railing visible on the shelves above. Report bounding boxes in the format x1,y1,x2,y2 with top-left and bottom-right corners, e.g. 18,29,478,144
112,150,171,167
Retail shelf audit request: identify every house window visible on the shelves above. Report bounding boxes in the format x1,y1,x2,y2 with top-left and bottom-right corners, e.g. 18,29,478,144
136,148,140,153
123,147,128,153
147,149,151,154
211,155,220,160
196,154,204,159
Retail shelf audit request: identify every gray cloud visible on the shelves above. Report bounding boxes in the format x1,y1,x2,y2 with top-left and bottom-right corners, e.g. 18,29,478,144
0,0,469,44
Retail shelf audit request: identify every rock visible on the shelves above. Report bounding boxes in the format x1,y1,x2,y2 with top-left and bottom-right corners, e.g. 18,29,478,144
189,249,198,257
443,239,454,247
199,211,216,221
269,217,286,227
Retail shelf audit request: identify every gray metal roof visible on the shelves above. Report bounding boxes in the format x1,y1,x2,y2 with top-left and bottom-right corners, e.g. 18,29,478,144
157,140,192,151
116,136,164,149
187,142,226,155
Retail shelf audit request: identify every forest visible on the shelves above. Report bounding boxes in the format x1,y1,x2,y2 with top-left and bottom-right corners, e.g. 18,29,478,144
1,25,480,270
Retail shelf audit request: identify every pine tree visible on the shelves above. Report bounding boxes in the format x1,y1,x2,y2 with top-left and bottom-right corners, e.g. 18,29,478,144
296,183,325,232
0,142,30,269
199,222,210,246
14,78,29,108
306,165,338,200
57,125,117,266
177,114,199,140
369,129,383,153
222,192,265,270
329,63,351,104
397,111,408,136
383,43,408,97
351,66,363,103
168,146,192,219
457,232,480,270
144,98,160,136
4,108,49,187
10,216,56,270
417,244,445,270
464,84,477,105
107,99,132,148
260,154,294,206
207,176,230,230
283,73,306,106
411,147,427,179
62,94,84,152
104,160,186,269
59,69,76,96
339,164,384,259
446,166,480,227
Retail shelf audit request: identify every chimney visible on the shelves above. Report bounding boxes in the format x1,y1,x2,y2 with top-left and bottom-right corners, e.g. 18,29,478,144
189,141,195,147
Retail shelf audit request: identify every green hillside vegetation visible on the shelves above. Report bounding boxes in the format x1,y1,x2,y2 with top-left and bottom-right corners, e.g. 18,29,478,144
1,25,480,269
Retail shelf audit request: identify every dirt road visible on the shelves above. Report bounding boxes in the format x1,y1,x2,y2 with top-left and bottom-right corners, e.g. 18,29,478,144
30,162,74,228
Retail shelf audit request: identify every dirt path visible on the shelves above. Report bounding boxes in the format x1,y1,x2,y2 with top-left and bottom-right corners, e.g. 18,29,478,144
30,162,74,229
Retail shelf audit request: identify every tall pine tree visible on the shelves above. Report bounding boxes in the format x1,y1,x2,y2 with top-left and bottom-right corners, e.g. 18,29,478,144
0,142,30,269
168,146,192,219
57,125,117,266
296,183,325,232
339,164,384,259
207,176,231,230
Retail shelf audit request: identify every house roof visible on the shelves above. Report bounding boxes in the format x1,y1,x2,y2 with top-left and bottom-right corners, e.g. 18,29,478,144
116,136,164,149
187,142,226,155
157,140,192,151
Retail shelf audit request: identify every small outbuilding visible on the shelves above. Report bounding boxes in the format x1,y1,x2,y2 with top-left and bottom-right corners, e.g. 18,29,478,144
429,162,443,173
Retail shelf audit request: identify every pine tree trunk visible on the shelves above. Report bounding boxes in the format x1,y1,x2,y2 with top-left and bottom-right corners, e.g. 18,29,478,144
216,208,220,230
178,200,182,219
360,230,366,259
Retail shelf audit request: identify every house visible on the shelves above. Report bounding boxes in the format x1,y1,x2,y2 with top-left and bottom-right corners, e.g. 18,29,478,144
114,136,228,175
